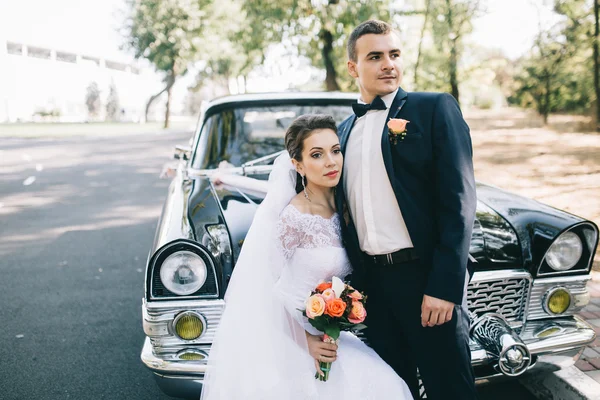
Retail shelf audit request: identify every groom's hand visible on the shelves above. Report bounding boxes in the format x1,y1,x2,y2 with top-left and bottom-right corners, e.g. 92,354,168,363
421,295,454,327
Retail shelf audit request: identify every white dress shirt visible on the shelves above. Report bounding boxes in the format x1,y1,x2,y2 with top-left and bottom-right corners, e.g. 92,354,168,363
343,89,414,256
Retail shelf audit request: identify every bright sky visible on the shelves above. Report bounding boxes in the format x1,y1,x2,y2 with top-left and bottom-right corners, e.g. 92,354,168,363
471,0,560,59
0,0,561,87
0,0,129,61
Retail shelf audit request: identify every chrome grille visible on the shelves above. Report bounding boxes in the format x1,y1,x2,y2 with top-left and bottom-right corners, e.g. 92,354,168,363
467,271,532,325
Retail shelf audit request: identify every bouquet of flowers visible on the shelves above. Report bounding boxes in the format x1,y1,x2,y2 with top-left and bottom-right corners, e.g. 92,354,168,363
301,276,367,381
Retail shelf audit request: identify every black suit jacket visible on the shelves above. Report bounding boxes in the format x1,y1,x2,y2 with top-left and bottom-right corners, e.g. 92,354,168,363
335,88,476,305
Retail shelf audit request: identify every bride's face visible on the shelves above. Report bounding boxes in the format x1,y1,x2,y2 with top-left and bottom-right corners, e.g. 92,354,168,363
294,129,343,189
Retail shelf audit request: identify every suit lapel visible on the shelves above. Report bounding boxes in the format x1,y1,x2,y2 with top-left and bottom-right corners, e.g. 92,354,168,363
380,88,408,191
337,116,356,224
340,115,357,155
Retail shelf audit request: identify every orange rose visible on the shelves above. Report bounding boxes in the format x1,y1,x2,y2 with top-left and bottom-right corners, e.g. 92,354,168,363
305,295,326,319
316,282,332,293
348,300,367,324
324,298,347,318
387,118,409,133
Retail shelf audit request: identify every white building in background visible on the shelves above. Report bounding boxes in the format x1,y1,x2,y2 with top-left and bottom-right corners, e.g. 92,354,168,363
0,39,163,123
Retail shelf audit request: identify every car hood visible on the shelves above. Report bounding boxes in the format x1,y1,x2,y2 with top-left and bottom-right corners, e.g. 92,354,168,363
187,178,583,275
475,183,586,273
188,177,548,269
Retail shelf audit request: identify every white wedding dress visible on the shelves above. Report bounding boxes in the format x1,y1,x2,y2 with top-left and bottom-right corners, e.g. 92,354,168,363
274,204,413,399
200,153,412,400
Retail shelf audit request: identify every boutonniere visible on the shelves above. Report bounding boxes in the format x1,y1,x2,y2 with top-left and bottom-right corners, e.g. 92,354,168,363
387,118,410,145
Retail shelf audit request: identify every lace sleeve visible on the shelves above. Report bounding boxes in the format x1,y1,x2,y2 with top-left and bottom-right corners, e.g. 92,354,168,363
276,206,305,260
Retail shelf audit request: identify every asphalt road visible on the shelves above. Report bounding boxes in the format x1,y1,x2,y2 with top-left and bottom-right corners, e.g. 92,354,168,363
0,131,536,400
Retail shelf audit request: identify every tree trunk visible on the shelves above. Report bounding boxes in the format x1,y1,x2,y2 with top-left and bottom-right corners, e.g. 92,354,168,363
445,0,460,103
164,81,172,129
321,29,340,91
543,75,550,125
164,65,177,129
145,72,176,123
594,0,600,131
414,0,432,89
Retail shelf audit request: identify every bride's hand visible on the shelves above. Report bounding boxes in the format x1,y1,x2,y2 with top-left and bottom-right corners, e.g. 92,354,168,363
306,332,337,375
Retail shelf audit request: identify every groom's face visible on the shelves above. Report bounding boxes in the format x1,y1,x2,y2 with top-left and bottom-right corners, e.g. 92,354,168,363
347,32,403,102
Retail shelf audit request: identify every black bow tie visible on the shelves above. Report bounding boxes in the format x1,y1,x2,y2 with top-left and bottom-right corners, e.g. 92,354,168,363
351,96,387,118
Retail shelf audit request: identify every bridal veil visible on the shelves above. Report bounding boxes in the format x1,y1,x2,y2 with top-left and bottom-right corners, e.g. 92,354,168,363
200,153,319,399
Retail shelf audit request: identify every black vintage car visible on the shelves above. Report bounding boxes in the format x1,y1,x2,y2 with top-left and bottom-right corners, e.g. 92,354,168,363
141,92,598,399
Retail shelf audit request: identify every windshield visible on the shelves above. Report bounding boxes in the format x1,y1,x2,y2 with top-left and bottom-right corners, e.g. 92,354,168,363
192,103,353,170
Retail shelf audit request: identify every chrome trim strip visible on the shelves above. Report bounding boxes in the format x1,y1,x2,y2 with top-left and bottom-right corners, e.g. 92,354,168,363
527,276,590,320
470,269,531,283
143,299,225,345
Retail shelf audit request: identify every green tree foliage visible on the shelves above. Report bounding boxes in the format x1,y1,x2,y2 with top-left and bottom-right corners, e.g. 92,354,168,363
415,0,482,104
509,0,596,124
189,0,258,95
122,0,213,127
509,28,578,124
240,0,395,91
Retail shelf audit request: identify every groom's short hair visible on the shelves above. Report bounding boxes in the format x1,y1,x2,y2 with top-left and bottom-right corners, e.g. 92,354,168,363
347,20,393,62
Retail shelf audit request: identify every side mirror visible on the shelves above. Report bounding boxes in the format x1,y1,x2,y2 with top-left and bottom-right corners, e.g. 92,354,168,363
174,145,192,161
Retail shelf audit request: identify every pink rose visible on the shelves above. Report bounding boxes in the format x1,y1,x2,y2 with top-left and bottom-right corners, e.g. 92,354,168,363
348,300,367,324
305,295,326,319
387,118,409,133
348,290,363,300
321,288,336,302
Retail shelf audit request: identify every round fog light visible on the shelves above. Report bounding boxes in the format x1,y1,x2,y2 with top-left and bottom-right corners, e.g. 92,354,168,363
173,312,205,340
545,288,571,315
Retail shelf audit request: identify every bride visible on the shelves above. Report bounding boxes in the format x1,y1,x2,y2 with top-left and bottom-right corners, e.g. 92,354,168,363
201,114,413,400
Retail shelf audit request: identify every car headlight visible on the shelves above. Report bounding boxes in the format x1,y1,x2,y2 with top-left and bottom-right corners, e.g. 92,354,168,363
545,231,583,271
160,251,207,295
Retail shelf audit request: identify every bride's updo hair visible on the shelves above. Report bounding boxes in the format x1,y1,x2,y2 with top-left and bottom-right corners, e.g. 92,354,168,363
284,114,338,193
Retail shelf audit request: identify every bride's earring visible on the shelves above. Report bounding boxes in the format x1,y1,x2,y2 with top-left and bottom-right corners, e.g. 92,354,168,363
301,175,311,202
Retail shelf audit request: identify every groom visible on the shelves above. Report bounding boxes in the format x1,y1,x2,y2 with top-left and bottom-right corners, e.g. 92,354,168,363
335,20,477,399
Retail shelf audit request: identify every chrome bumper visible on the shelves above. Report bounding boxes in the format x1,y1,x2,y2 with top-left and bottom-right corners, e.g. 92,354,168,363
141,337,205,399
141,316,596,397
471,316,596,381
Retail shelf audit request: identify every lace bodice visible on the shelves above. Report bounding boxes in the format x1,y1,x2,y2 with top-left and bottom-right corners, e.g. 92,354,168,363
277,204,344,259
275,205,352,335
